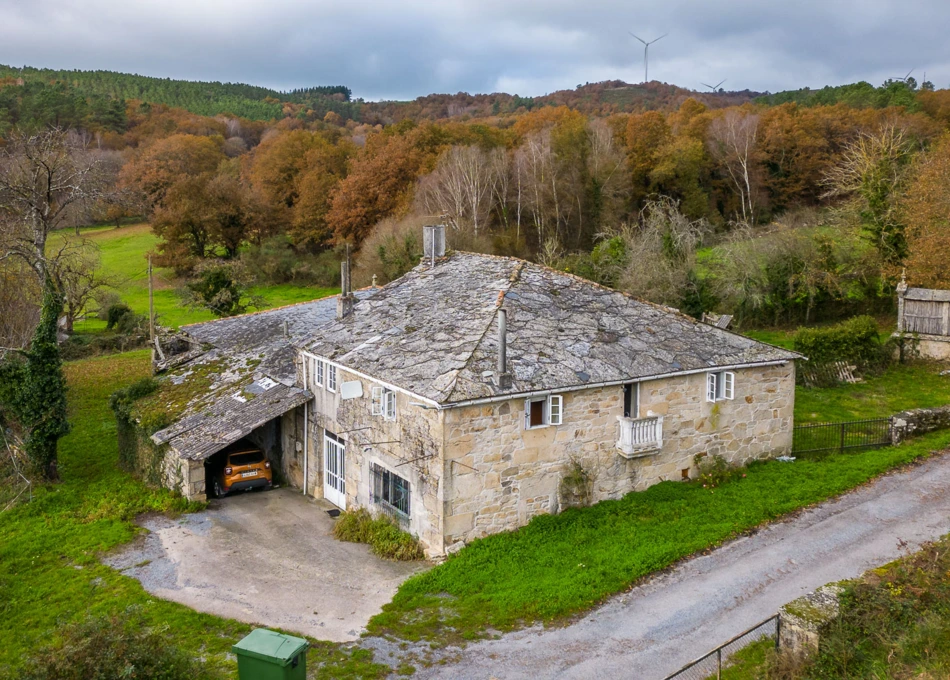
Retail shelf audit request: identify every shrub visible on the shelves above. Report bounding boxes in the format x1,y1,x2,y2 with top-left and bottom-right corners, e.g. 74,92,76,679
181,261,262,317
333,507,425,561
694,454,744,489
793,316,890,370
241,235,340,287
18,606,221,680
105,302,133,330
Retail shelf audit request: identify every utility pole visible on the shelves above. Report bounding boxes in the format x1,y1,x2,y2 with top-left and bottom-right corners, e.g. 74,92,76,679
148,254,154,343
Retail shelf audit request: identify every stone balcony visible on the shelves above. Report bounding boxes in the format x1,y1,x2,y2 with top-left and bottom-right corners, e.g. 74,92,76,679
616,415,663,458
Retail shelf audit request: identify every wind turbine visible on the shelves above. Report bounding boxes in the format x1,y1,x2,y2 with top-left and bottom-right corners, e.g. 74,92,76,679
701,79,726,92
630,32,668,83
893,69,914,82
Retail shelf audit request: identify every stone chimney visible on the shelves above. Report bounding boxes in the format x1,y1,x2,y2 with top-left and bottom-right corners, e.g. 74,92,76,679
337,256,355,320
493,308,512,389
423,225,446,267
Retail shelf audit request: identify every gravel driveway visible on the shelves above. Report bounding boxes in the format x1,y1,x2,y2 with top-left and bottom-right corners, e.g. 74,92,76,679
414,451,950,679
105,487,424,642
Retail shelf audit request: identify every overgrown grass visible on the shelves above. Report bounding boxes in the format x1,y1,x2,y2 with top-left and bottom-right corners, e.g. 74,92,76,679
0,351,386,678
367,431,950,644
334,508,426,561
54,224,339,329
796,361,950,423
720,534,950,679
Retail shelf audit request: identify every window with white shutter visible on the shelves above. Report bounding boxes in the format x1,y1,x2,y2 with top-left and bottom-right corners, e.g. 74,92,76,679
327,364,337,392
316,359,325,387
371,386,384,415
524,394,563,428
706,373,718,402
384,390,396,421
722,371,735,400
707,371,736,402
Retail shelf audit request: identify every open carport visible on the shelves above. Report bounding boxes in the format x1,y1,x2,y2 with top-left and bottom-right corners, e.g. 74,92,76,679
104,487,425,641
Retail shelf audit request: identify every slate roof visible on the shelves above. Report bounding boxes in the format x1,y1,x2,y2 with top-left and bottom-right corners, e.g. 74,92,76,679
147,292,373,460
299,253,799,405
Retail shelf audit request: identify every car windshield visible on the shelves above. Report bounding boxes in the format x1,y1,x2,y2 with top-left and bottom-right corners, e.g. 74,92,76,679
230,451,264,466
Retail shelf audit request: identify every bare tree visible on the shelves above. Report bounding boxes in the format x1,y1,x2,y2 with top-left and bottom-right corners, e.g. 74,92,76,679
707,110,760,224
50,244,117,333
417,145,496,236
618,197,711,306
514,131,561,248
0,128,104,480
821,124,914,265
0,128,106,289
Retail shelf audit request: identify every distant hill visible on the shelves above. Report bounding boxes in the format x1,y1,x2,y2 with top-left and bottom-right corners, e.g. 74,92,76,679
0,65,353,121
0,63,935,128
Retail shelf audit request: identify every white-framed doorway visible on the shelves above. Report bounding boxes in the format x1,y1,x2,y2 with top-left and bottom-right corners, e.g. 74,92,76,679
323,430,346,509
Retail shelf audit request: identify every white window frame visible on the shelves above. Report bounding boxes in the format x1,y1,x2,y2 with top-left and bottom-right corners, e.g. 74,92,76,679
385,389,397,421
315,358,325,387
706,371,735,402
371,386,397,421
524,394,563,429
327,364,337,392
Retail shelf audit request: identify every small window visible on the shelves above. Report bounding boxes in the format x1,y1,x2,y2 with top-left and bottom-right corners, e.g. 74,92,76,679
370,462,410,519
327,364,337,392
372,386,397,421
385,390,396,420
706,371,735,402
525,394,563,429
315,359,325,387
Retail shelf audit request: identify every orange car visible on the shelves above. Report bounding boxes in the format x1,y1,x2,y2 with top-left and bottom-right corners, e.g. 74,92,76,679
213,443,273,497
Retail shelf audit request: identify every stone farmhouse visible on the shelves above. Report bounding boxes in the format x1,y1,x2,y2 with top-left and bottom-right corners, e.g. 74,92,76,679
129,226,799,558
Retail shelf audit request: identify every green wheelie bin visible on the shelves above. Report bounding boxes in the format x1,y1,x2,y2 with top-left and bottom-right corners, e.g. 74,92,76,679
233,628,309,680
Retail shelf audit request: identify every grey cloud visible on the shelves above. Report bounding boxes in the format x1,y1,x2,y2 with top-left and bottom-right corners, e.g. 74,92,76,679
0,0,947,100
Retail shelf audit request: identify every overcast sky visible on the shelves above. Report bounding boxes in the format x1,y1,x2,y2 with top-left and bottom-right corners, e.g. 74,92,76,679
2,0,949,100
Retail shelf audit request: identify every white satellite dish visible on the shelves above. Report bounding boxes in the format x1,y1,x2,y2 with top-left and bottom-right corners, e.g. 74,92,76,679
340,381,363,400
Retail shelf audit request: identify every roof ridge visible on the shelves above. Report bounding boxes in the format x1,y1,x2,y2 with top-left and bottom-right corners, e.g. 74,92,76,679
443,258,524,403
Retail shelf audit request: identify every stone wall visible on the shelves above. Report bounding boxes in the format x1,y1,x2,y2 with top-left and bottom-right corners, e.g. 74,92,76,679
778,584,843,661
891,404,950,444
917,336,950,361
302,358,447,556
636,363,795,486
442,362,796,549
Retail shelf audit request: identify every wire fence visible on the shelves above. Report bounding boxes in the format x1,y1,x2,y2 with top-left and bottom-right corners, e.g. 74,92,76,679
792,417,892,456
662,615,779,680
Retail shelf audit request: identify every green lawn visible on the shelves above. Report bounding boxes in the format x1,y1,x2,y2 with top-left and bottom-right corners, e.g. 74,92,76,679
0,352,386,679
368,430,950,645
795,362,950,423
54,224,339,329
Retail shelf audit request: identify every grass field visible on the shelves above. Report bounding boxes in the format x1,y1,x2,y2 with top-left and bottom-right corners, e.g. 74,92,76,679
0,352,385,678
795,362,950,423
52,224,338,329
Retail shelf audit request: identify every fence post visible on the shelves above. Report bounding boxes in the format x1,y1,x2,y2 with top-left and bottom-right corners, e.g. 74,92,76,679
776,614,781,651
839,422,846,453
717,647,722,679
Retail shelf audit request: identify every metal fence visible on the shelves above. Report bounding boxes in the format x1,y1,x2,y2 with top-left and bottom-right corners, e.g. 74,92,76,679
792,417,892,456
662,615,779,680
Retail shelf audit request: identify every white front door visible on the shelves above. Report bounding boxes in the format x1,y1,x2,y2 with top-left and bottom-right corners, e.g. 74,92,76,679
323,432,346,509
